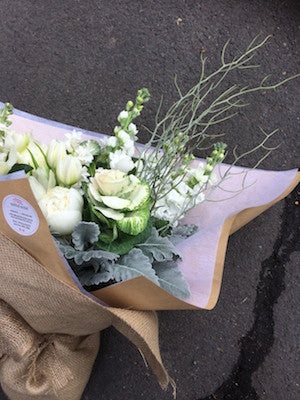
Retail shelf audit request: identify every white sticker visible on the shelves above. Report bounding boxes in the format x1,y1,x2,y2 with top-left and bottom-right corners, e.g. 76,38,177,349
2,194,39,236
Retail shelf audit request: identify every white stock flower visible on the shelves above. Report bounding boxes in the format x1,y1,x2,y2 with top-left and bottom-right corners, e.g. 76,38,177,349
74,144,94,166
106,136,118,148
64,130,83,152
56,155,82,186
109,150,134,173
186,163,208,185
117,130,135,156
117,110,128,122
38,186,83,235
128,123,138,139
117,130,131,143
0,122,11,135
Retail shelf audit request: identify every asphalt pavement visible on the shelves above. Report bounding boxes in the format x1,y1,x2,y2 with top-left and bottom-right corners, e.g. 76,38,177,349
0,1,299,399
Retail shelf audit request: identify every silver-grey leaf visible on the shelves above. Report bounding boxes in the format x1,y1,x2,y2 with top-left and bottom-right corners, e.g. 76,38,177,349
137,228,180,262
153,260,191,300
72,221,100,251
169,224,198,245
78,267,114,286
112,248,159,285
74,249,119,265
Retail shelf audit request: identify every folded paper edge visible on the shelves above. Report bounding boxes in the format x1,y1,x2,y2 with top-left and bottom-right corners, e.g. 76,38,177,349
204,170,300,310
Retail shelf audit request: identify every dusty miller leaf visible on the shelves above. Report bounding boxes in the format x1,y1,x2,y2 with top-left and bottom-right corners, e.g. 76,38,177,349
153,260,191,300
54,236,118,265
73,249,119,265
168,224,198,245
112,248,159,285
137,228,180,262
77,266,114,286
72,222,100,251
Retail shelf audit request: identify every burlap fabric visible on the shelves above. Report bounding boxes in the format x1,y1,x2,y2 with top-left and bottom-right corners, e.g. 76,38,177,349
0,232,170,400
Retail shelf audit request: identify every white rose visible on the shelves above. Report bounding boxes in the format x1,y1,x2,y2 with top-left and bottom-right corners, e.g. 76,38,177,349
109,150,135,173
56,155,82,186
38,186,83,235
91,169,129,196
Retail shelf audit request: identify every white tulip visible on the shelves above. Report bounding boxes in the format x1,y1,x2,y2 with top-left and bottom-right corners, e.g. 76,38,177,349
5,131,30,152
56,155,82,186
32,167,56,192
47,140,67,168
38,186,83,235
28,176,46,202
0,149,17,175
18,141,48,169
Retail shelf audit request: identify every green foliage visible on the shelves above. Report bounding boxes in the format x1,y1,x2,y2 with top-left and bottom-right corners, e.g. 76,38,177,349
8,163,33,174
0,102,13,136
117,208,150,235
96,217,152,255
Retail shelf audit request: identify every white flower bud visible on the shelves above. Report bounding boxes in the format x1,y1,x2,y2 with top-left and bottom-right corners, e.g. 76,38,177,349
117,110,129,122
18,141,48,169
47,140,67,169
56,155,82,186
28,176,46,202
0,149,17,175
106,136,117,147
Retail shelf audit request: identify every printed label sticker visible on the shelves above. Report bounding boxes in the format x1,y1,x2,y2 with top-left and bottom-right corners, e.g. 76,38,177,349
2,194,39,236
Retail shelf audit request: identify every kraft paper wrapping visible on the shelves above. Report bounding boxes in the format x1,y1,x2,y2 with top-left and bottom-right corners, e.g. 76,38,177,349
4,107,299,310
0,106,298,400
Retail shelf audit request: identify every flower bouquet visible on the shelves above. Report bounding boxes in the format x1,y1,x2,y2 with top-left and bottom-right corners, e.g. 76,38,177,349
0,36,298,400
